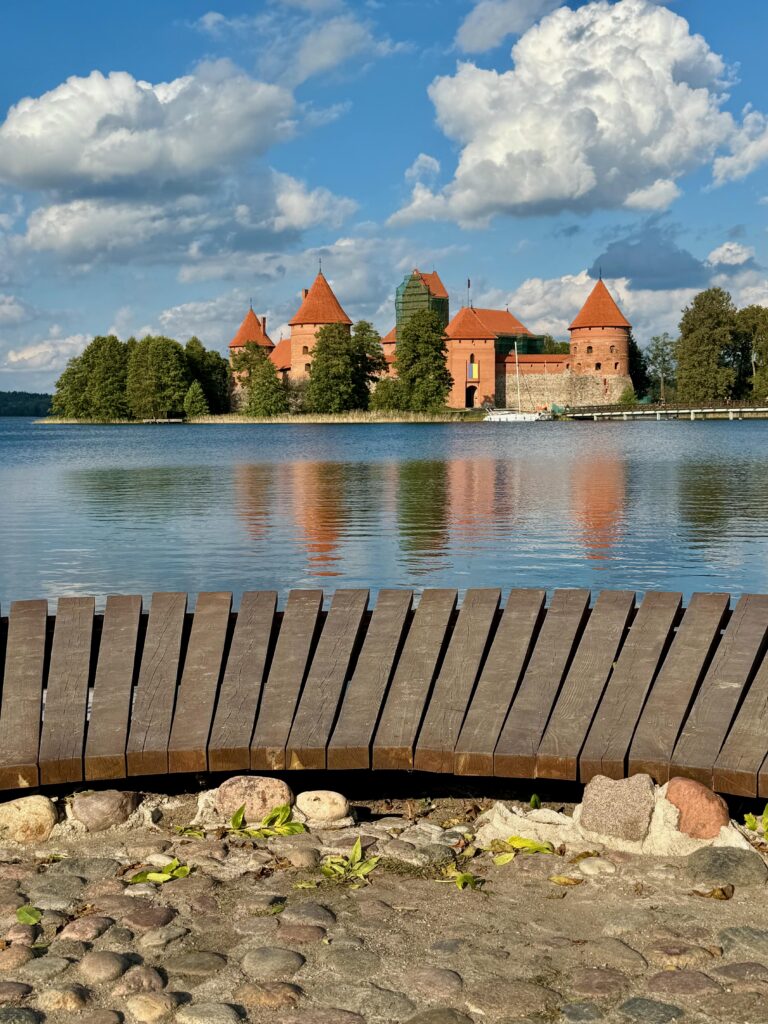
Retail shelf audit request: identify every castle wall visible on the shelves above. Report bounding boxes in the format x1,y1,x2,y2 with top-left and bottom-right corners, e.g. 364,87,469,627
446,339,496,408
570,326,629,377
495,368,633,411
290,323,320,379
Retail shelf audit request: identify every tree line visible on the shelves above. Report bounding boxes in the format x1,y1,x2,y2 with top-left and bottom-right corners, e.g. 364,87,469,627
0,391,52,416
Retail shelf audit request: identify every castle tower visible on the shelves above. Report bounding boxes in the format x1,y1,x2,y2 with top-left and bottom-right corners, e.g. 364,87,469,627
568,279,631,377
289,270,352,378
228,307,273,362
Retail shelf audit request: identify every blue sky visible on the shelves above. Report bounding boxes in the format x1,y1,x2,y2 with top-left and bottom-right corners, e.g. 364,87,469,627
0,0,767,390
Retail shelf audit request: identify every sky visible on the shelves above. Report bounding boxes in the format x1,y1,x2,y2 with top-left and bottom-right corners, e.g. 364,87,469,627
0,0,767,391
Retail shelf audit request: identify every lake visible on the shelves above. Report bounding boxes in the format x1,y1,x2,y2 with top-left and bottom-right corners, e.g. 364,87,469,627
1,417,767,608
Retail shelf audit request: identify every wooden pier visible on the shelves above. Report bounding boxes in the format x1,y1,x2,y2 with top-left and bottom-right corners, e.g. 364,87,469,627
1,588,768,797
568,403,768,421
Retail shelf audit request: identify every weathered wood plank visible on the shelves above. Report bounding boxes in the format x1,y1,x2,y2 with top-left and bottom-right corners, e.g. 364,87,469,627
38,597,95,785
168,592,233,774
327,590,413,770
0,601,48,790
579,591,682,783
372,589,457,771
536,590,636,781
126,593,187,777
629,593,730,783
250,590,323,771
716,651,768,796
286,590,369,770
453,590,545,776
207,591,277,772
413,589,501,773
672,594,768,787
494,589,590,778
85,595,142,780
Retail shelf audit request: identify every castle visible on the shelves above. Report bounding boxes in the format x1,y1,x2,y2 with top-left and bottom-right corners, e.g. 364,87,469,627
228,268,633,412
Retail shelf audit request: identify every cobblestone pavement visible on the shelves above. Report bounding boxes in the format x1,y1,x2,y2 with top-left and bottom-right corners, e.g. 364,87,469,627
0,792,766,1023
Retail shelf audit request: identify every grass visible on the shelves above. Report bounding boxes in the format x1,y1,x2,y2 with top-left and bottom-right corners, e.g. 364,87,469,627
41,409,487,425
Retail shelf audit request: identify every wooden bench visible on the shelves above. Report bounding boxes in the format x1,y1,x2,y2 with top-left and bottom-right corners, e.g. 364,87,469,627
0,588,766,796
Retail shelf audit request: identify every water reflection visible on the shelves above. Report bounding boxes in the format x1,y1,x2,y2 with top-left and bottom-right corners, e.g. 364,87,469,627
570,454,627,562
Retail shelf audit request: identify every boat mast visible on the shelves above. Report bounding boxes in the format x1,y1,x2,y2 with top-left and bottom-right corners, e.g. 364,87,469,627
514,340,522,413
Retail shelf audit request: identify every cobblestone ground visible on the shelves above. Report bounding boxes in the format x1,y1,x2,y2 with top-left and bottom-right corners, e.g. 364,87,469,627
0,793,766,1024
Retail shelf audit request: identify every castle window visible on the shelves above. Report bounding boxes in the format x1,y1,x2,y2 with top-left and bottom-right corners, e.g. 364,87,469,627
302,345,309,355
566,363,570,370
610,345,616,354
595,362,602,370
304,363,311,373
587,346,593,354
614,362,619,370
572,345,577,353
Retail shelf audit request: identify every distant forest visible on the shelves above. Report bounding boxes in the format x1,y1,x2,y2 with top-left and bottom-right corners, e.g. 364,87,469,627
0,391,52,416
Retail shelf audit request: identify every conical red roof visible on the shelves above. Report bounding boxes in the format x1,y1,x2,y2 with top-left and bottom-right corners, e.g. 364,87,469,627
446,306,533,340
569,279,631,331
229,308,273,349
289,271,352,327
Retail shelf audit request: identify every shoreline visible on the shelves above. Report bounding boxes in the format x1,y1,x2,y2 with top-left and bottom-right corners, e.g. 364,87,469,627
38,410,488,426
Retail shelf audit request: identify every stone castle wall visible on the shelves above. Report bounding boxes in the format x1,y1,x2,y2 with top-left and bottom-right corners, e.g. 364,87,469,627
496,370,633,411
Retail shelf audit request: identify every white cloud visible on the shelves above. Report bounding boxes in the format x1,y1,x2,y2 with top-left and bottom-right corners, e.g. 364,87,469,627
270,172,358,231
4,333,89,371
456,0,561,53
286,16,404,86
713,109,768,185
0,294,35,325
624,179,682,211
393,0,737,226
0,63,295,192
707,241,755,267
405,154,440,183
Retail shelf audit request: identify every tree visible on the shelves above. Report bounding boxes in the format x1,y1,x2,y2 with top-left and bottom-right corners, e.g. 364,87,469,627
185,337,231,413
305,324,358,413
126,336,190,420
244,347,289,417
51,355,91,418
676,288,740,404
349,321,387,409
541,334,570,354
646,333,677,403
394,309,453,411
618,384,637,407
736,304,768,399
183,380,209,419
83,335,129,419
627,331,650,399
370,377,407,412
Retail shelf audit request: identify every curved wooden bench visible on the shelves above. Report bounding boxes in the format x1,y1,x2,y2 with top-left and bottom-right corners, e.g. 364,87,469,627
0,588,767,796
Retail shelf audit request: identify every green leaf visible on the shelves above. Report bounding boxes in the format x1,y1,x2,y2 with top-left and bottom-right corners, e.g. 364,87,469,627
15,905,41,925
128,869,155,884
293,880,319,889
349,838,363,866
493,852,517,866
145,871,173,884
230,805,246,831
504,836,555,855
762,804,768,835
171,865,190,879
745,812,758,831
277,821,306,835
530,794,542,810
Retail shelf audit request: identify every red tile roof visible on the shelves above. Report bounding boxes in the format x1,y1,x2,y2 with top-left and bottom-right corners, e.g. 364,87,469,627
382,326,397,343
229,308,273,349
474,307,533,337
289,271,352,327
269,337,292,372
569,279,631,330
414,269,448,299
446,306,533,341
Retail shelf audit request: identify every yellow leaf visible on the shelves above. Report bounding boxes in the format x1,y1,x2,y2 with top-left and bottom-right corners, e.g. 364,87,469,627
548,875,583,886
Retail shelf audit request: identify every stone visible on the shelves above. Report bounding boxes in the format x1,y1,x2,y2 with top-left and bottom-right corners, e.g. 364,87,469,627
665,777,730,839
78,950,130,983
380,839,429,866
406,966,463,1001
175,1004,242,1024
578,858,617,877
569,968,627,997
0,985,30,1006
125,993,179,1023
49,938,88,959
561,1004,604,1022
644,942,714,969
0,947,33,972
21,955,70,981
0,1011,41,1024
280,902,336,928
685,846,768,886
295,790,350,822
241,946,306,980
647,970,721,995
165,951,228,979
580,775,655,842
234,981,302,1008
48,857,121,881
286,847,320,869
0,798,57,845
329,983,415,1018
232,916,279,939
719,927,768,957
138,924,189,949
279,1012,363,1024
71,790,139,832
715,960,768,986
278,923,326,944
57,915,113,941
121,903,176,931
618,997,683,1023
37,985,90,1011
78,1013,122,1024
113,965,166,995
4,925,35,945
404,1012,474,1024
214,776,293,823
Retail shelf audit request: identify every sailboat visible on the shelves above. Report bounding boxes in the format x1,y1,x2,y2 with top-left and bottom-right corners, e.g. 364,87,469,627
485,341,552,422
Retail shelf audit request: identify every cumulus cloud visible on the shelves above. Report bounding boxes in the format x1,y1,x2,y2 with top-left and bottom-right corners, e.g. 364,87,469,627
405,154,440,183
393,0,740,226
4,332,89,372
713,109,768,185
456,0,561,53
707,241,756,266
269,173,357,232
0,294,36,325
0,63,295,193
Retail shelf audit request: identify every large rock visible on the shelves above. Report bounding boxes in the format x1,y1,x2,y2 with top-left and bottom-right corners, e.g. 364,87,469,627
0,796,57,844
665,778,730,839
71,791,139,832
684,846,768,887
214,776,293,824
580,774,655,843
295,791,349,822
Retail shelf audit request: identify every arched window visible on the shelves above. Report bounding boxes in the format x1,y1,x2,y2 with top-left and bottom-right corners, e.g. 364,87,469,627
595,362,602,370
572,345,578,353
610,345,616,354
302,345,309,355
614,362,619,371
304,363,311,373
587,345,593,354
566,363,570,370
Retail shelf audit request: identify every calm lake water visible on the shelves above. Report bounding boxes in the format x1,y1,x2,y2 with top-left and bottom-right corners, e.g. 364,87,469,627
1,417,767,608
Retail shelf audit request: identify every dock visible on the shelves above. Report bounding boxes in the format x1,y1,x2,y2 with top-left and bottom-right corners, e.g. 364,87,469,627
568,403,768,421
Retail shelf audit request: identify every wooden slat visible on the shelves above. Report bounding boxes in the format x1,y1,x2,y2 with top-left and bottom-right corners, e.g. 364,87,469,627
250,590,323,771
671,594,768,787
286,590,369,770
126,592,187,777
85,595,142,780
716,652,768,796
327,589,413,770
413,588,501,773
579,590,682,783
38,596,95,785
535,590,636,780
168,592,233,774
628,593,730,783
453,590,545,776
372,589,457,771
0,601,48,790
207,591,277,772
494,589,590,778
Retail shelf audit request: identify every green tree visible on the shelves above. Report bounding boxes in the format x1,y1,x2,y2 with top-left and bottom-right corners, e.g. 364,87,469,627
394,308,453,411
305,323,358,413
541,334,570,354
183,380,209,419
185,337,231,413
51,355,90,418
676,288,740,404
646,332,677,403
349,321,387,409
627,331,651,398
370,377,407,411
242,345,289,417
618,384,637,407
83,335,129,419
126,336,191,420
736,304,768,399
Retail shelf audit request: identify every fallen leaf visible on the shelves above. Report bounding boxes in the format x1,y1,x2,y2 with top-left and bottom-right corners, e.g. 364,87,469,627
691,885,734,901
548,875,584,886
568,850,600,864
